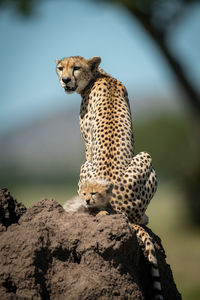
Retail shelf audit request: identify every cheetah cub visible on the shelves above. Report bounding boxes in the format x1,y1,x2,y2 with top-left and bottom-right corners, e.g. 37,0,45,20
63,179,113,216
79,178,113,216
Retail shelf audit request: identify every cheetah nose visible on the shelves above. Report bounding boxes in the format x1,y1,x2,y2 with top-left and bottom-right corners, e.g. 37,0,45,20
86,199,90,205
62,77,71,84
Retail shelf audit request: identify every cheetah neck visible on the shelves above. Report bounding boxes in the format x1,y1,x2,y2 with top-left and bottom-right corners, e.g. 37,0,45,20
80,69,108,97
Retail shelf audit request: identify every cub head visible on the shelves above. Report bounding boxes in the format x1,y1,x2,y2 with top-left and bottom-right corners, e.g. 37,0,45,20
79,179,113,210
56,56,101,94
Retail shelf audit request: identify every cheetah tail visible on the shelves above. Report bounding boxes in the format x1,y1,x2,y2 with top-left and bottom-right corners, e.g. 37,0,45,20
130,224,164,300
151,264,164,300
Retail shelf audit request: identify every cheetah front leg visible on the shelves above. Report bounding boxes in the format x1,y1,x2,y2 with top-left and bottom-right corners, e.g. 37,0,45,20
85,144,93,162
78,161,95,192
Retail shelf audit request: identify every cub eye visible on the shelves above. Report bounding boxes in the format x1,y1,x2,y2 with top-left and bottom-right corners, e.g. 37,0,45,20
82,192,86,196
91,192,96,196
73,66,81,71
58,66,63,71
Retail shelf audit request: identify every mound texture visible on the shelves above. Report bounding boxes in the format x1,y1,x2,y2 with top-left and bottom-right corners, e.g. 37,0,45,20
0,188,181,299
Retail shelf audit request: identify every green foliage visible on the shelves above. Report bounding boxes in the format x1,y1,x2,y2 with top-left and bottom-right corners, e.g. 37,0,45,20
134,114,192,181
0,0,36,16
0,113,193,188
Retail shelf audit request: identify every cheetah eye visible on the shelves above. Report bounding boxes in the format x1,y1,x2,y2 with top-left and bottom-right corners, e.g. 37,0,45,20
73,66,81,71
82,192,86,196
91,192,96,196
58,66,63,71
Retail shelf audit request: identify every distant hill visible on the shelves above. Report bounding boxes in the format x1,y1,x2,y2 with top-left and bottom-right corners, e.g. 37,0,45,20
0,108,85,178
0,94,182,181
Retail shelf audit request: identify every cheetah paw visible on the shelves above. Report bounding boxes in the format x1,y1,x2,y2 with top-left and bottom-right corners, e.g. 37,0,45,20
96,211,109,216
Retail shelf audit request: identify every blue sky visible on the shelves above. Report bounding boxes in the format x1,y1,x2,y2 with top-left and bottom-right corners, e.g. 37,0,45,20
0,1,199,136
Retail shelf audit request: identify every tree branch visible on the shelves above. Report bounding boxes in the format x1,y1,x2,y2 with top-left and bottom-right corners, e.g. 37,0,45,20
127,7,200,115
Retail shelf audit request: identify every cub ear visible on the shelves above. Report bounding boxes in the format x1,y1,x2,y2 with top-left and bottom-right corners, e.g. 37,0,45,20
87,56,101,71
56,59,60,64
105,182,113,194
78,180,86,193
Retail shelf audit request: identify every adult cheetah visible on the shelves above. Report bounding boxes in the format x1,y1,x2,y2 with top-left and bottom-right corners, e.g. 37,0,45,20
56,55,157,225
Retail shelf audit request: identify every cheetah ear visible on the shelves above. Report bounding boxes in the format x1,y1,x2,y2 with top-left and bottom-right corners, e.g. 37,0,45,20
87,56,101,71
56,59,60,65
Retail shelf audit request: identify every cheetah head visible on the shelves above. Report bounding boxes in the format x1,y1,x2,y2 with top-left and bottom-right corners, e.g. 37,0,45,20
56,56,101,94
79,179,113,210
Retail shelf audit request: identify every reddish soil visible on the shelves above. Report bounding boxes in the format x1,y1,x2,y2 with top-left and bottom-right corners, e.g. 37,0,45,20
0,188,182,299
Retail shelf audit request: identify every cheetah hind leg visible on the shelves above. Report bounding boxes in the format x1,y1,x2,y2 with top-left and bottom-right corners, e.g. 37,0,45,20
130,223,164,300
121,151,157,224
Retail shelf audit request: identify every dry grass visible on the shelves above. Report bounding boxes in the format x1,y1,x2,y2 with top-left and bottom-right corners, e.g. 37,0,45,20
148,183,200,300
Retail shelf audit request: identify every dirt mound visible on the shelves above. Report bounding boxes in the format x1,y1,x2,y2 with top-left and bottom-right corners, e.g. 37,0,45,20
0,187,26,231
0,188,181,299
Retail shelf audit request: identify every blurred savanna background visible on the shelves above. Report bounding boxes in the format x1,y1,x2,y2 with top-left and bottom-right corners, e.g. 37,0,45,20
0,0,200,299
